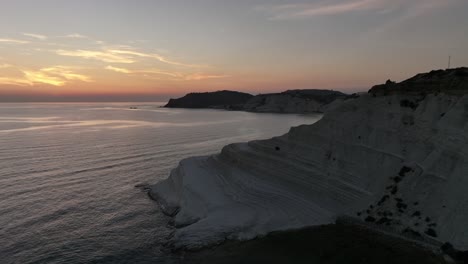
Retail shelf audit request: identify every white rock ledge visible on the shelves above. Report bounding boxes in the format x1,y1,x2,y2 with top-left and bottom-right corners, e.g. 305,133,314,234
151,93,468,250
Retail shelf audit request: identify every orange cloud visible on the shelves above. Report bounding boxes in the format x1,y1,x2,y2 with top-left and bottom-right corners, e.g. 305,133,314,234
105,65,131,73
23,70,66,86
0,77,32,86
41,66,92,82
105,65,181,78
105,65,183,78
56,45,201,67
140,69,182,78
0,38,29,44
56,49,136,63
0,66,92,86
185,73,229,81
104,65,227,81
109,49,201,67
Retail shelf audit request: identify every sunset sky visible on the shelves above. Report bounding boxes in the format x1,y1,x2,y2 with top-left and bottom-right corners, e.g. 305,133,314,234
1,0,467,101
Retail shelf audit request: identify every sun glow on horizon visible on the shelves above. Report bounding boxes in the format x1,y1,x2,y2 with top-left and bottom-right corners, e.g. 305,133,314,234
1,0,468,101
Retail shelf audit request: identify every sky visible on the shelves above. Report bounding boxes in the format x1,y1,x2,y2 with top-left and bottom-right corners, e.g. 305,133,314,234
0,0,467,101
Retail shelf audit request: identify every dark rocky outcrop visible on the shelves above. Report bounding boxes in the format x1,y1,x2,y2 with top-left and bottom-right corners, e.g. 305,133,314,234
164,90,253,109
441,242,468,264
369,67,468,96
165,89,347,114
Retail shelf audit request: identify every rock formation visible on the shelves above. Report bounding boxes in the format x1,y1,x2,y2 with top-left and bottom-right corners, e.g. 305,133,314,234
243,89,346,113
164,89,347,114
370,67,468,96
164,90,253,109
151,68,468,252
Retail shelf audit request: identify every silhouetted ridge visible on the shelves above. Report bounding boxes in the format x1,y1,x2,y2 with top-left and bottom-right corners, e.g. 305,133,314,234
165,89,347,113
369,67,468,95
164,90,253,109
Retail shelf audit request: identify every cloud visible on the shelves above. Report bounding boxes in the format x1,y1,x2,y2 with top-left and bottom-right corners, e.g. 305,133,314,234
272,0,380,19
22,70,67,86
57,48,201,67
22,33,47,40
0,77,32,86
141,69,182,78
185,73,229,81
64,33,88,39
56,49,136,63
105,65,131,73
105,65,182,78
40,66,92,82
0,63,12,69
104,65,226,81
0,38,29,44
109,49,201,67
0,66,92,86
258,0,456,20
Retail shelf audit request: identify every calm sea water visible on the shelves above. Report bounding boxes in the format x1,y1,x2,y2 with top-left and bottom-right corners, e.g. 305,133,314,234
0,102,321,264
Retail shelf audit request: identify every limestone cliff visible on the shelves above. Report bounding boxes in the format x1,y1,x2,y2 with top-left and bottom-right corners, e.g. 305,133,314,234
243,90,346,113
151,68,468,251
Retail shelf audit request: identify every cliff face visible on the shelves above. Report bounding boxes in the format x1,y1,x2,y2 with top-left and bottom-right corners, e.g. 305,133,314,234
243,90,346,113
164,90,253,109
151,68,468,250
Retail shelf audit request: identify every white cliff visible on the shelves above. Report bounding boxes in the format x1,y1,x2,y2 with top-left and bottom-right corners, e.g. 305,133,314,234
151,68,468,250
242,89,346,113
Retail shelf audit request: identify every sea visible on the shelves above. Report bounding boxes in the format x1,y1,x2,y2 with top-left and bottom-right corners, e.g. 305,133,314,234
0,102,321,263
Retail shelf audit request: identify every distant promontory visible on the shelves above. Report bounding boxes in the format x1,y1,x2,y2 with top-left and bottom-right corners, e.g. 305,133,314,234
164,89,347,114
164,90,253,110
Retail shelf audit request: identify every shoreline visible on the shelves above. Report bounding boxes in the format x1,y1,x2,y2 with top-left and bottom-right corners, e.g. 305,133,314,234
161,105,327,115
182,217,449,264
149,187,451,263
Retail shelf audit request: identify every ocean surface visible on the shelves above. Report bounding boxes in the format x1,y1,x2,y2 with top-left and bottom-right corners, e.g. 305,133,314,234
0,102,321,264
